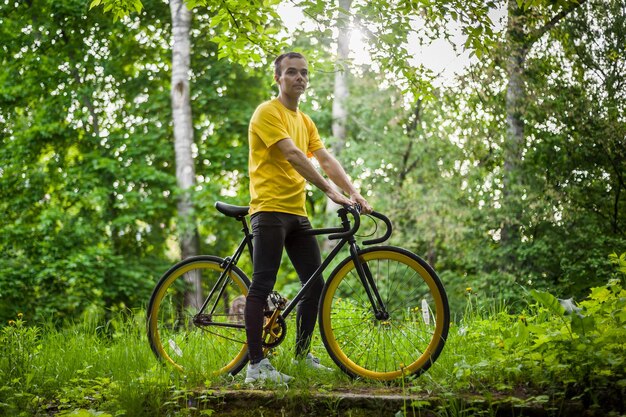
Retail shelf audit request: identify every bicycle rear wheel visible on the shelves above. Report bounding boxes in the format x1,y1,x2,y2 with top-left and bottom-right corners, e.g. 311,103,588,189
147,255,250,376
319,246,449,380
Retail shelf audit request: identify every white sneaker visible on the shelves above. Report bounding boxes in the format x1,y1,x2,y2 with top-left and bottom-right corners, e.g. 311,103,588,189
298,353,333,371
244,358,293,384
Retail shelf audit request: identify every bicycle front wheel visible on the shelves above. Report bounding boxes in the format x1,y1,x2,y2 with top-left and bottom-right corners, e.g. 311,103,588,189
147,255,250,376
319,246,450,380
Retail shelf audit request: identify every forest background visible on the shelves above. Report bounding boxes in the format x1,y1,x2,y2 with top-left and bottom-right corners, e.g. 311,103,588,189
1,0,624,331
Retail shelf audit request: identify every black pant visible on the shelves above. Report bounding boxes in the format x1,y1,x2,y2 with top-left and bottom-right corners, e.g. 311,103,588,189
244,212,324,364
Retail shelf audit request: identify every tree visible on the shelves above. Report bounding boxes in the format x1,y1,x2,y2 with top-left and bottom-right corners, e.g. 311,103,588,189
168,0,203,307
66,0,624,317
0,0,176,321
0,0,272,323
517,0,626,295
499,0,588,265
321,0,353,251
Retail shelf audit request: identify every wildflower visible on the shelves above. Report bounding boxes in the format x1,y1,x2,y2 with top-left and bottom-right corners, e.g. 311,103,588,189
465,287,473,293
17,313,23,319
8,320,15,326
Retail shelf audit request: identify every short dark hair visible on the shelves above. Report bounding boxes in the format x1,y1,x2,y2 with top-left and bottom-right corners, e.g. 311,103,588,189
274,52,306,77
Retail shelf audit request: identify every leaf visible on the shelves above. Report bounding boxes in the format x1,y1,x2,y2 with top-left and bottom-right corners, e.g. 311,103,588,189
89,0,102,10
570,314,595,336
530,290,565,317
133,0,143,13
589,287,612,302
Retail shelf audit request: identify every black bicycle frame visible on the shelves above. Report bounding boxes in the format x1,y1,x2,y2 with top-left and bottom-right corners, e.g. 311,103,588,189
197,217,253,323
198,207,391,327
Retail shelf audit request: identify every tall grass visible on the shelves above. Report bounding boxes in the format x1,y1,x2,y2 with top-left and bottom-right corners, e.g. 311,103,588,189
1,277,624,416
1,310,181,416
1,309,370,416
0,305,516,416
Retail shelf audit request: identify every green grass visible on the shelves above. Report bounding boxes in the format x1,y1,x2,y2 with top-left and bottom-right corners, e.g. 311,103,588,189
1,280,625,417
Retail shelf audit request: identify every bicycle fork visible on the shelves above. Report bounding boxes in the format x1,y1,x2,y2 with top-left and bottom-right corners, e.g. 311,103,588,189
349,242,390,321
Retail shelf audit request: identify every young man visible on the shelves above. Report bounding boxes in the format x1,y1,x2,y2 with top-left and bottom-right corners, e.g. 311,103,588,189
244,52,372,383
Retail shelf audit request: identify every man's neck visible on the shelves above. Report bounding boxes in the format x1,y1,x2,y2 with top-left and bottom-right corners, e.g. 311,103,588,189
278,93,299,111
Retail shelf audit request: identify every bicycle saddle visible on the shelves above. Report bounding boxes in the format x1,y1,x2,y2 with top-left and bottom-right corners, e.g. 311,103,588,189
215,201,250,219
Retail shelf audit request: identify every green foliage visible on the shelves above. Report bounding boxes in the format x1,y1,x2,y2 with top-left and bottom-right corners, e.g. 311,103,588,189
0,0,176,323
0,0,272,323
0,311,200,416
1,257,625,415
0,314,41,387
610,252,626,280
498,258,626,407
90,0,502,97
89,0,142,21
403,253,625,415
516,0,583,10
1,0,624,369
90,0,287,66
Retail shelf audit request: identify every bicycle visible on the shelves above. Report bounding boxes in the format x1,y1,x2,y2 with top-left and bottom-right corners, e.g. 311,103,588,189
147,202,450,381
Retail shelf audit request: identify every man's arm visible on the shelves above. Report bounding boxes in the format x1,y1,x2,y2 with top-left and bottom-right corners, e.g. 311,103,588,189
275,138,354,207
313,148,372,213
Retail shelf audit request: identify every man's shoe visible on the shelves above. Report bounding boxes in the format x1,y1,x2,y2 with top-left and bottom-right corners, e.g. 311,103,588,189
299,353,333,371
245,358,293,384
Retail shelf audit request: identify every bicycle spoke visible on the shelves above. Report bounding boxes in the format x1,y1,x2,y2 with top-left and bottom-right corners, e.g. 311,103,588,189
147,257,249,376
320,247,449,380
199,326,248,344
390,321,428,356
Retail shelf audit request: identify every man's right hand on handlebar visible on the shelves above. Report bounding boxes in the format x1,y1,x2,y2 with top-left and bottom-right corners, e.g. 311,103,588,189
326,189,372,215
349,191,372,214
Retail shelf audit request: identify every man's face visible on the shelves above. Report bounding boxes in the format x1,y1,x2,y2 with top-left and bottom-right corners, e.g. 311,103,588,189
275,57,309,97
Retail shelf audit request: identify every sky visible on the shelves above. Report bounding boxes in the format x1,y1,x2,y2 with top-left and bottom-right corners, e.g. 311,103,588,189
276,3,469,84
276,3,507,86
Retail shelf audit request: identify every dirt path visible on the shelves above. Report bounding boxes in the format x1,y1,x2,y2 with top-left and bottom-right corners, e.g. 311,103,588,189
188,387,599,416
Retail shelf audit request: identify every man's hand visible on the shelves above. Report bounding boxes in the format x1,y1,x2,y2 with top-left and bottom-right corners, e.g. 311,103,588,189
326,189,373,215
350,192,373,214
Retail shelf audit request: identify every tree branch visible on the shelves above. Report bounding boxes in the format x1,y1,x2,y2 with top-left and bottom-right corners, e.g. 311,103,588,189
398,102,422,185
527,0,588,45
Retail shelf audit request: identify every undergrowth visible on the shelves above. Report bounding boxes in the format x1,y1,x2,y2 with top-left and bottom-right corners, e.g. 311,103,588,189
1,253,625,416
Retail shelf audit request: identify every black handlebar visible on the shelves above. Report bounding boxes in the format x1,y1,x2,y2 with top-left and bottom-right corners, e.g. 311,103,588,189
363,211,393,245
328,205,361,240
328,206,392,245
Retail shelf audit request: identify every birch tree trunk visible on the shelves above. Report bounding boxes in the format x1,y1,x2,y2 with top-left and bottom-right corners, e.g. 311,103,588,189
170,0,201,307
325,0,353,221
500,0,528,251
500,0,587,266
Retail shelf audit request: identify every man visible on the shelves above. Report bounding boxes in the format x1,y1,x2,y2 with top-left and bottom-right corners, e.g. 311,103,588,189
244,51,372,384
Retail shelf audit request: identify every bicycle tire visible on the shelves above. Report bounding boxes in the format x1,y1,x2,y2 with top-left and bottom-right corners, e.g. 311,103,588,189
146,255,250,376
319,246,450,380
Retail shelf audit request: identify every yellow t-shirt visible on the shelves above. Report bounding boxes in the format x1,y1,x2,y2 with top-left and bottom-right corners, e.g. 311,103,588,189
248,98,325,216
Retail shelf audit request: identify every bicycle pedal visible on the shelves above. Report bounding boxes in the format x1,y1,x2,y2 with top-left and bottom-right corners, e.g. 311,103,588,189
267,291,288,310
